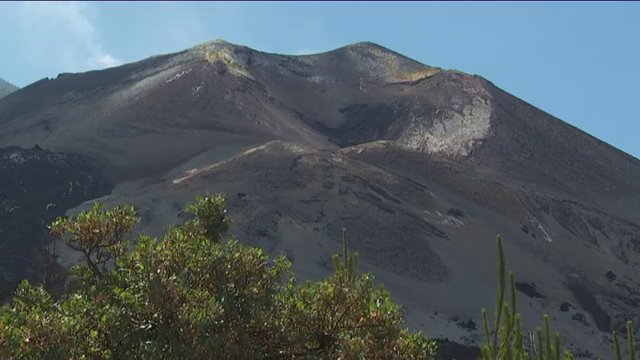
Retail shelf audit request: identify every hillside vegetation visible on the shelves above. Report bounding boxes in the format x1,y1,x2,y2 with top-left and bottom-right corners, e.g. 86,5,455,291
0,194,637,359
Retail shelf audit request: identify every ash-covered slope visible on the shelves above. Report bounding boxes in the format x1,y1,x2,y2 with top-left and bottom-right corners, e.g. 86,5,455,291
1,40,637,209
0,42,335,180
1,40,639,358
70,139,640,359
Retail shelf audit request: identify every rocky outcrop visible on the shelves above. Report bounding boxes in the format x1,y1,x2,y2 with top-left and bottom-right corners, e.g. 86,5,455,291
0,146,111,298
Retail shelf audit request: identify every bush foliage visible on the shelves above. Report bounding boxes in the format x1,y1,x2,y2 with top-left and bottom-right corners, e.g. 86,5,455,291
0,194,436,359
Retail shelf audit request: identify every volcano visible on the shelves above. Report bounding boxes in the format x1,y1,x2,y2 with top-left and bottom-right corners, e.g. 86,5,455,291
1,40,638,358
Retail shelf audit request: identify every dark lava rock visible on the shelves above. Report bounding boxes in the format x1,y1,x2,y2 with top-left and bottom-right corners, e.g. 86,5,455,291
457,318,477,331
604,270,617,281
567,281,611,332
574,349,595,359
0,146,111,299
447,208,464,218
572,312,590,327
434,339,480,360
559,302,573,312
515,282,546,299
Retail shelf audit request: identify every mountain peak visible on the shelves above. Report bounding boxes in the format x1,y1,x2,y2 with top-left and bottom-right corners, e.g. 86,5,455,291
178,39,441,84
184,39,255,78
0,78,19,99
190,39,390,56
338,41,395,52
190,39,246,50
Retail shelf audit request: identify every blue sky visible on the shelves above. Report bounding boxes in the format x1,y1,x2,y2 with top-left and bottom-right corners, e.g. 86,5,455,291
1,2,639,158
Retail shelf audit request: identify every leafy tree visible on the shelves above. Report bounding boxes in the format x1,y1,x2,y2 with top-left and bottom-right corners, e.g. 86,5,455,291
0,194,435,359
48,202,137,279
275,229,435,359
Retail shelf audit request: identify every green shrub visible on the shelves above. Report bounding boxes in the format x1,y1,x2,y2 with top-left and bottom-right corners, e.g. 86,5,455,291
0,194,435,359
